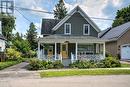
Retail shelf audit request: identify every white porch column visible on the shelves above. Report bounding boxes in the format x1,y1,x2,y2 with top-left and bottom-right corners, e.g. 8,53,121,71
55,42,57,60
42,44,45,59
75,42,78,60
103,42,106,59
38,42,40,59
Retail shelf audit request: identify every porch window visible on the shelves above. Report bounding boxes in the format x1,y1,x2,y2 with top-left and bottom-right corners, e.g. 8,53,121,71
78,44,94,55
64,23,71,35
83,24,90,35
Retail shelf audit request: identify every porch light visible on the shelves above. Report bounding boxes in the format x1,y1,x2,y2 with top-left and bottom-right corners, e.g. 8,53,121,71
64,41,69,43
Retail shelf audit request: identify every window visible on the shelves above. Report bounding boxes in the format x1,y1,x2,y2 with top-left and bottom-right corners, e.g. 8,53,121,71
83,24,90,35
64,23,71,35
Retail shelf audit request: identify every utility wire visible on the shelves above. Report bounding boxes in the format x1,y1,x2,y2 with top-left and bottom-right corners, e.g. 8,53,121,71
15,9,31,23
0,6,41,29
15,6,114,21
0,6,114,21
15,8,40,29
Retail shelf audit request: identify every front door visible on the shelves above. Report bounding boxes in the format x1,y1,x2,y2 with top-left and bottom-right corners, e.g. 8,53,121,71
47,46,53,58
61,43,68,58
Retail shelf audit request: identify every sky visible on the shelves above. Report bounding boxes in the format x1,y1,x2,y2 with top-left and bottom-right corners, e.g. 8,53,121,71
14,0,130,36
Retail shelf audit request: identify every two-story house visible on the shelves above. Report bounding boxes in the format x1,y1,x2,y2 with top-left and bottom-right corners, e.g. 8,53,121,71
37,6,106,66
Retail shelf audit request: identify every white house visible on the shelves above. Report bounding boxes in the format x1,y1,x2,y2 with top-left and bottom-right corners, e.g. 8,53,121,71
0,21,5,52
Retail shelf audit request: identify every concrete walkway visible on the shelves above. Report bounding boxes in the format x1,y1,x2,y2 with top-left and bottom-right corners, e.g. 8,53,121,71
0,75,130,87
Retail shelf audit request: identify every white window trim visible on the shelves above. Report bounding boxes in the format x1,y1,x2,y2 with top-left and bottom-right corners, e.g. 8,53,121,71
83,24,90,35
64,23,71,35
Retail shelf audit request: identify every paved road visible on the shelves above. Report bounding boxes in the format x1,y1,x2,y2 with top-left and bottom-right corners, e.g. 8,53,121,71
0,75,130,87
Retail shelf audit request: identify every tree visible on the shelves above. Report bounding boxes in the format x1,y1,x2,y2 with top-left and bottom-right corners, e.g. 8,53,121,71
1,14,15,41
14,32,22,41
112,5,130,27
12,32,31,55
54,0,67,19
26,22,37,50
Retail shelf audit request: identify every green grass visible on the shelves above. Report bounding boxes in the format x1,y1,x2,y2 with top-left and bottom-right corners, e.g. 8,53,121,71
121,63,130,67
40,69,130,77
0,61,20,70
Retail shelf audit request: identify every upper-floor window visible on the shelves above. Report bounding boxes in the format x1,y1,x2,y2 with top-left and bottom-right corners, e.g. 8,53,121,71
83,24,90,35
64,23,71,35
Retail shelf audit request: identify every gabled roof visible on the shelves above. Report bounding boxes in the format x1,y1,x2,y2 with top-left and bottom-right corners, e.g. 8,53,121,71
98,28,111,38
100,22,130,41
41,19,60,34
52,6,101,32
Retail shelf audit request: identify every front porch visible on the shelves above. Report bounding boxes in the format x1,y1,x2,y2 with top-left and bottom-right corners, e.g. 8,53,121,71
38,35,106,66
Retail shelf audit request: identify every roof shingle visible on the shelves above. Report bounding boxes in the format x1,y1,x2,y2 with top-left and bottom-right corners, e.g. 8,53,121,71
100,22,130,40
41,19,60,35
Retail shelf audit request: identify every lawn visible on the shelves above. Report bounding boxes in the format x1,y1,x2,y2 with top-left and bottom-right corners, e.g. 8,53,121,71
0,61,20,70
121,63,130,67
40,69,130,77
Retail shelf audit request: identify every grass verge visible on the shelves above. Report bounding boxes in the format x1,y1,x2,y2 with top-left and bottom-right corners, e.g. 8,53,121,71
0,61,20,70
40,69,130,77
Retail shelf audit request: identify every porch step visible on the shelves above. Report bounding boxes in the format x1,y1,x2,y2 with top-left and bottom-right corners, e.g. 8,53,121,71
62,59,71,66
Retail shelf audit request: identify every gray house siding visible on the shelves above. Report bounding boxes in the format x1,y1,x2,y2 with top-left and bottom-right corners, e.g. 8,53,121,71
54,12,98,37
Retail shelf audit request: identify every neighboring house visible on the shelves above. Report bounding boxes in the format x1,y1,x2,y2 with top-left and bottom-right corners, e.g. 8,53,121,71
38,6,106,66
0,21,5,52
99,22,130,60
0,34,5,52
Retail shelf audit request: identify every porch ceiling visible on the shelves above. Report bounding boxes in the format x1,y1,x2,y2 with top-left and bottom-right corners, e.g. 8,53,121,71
38,35,107,43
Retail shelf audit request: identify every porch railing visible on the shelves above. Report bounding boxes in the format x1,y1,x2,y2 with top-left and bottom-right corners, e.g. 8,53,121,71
70,53,104,62
40,54,62,62
39,53,104,63
77,54,104,61
71,53,76,63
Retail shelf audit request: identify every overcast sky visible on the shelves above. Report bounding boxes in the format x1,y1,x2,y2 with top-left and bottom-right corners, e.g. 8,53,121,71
14,0,130,35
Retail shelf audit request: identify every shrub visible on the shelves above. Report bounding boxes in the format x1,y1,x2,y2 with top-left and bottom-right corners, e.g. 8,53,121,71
45,61,54,69
53,60,64,69
27,59,64,70
28,50,36,58
27,58,44,70
103,57,121,68
69,57,121,69
6,48,21,60
69,60,92,69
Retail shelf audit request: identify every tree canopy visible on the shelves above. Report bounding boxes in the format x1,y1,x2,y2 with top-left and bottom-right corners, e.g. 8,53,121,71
54,0,68,19
26,22,37,50
112,5,130,27
1,14,15,41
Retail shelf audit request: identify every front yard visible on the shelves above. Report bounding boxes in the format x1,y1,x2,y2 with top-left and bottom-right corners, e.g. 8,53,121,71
121,63,130,67
40,61,130,78
40,68,130,77
0,58,30,70
0,61,20,70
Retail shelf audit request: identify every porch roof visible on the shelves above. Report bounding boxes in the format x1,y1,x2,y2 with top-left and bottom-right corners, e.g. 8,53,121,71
38,35,107,43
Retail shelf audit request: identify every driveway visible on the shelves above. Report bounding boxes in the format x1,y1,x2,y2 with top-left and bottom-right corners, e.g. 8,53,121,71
2,62,28,71
0,75,130,87
0,62,40,79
